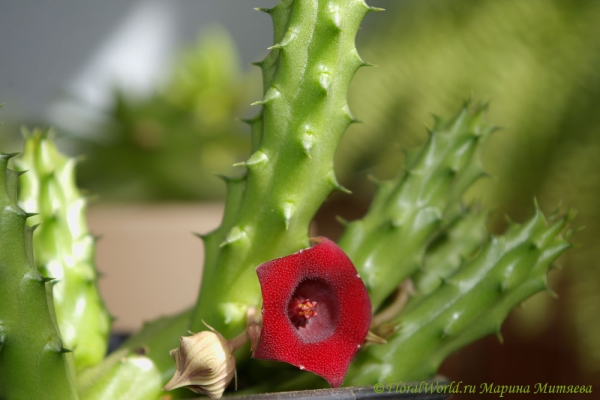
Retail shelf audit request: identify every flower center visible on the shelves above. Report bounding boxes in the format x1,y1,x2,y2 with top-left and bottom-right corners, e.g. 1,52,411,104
287,279,338,342
289,298,318,327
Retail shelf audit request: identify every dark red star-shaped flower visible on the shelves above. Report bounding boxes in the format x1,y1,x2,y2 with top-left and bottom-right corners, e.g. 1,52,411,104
253,237,372,387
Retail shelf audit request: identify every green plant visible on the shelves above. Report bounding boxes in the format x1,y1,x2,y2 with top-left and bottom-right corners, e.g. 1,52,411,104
0,153,78,399
0,1,576,399
16,131,111,372
73,28,251,201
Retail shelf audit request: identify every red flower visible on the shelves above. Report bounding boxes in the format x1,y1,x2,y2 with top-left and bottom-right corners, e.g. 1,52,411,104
253,237,372,387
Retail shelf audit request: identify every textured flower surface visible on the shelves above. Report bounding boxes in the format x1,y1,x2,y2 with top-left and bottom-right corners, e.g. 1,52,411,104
253,237,372,387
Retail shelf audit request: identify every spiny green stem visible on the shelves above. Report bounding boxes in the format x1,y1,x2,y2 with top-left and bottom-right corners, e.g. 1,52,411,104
407,207,489,311
191,0,374,340
339,104,495,309
346,206,572,384
0,153,78,399
76,2,375,399
17,130,111,371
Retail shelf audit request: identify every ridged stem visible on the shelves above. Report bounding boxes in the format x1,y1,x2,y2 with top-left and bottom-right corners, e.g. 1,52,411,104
191,0,375,339
407,208,489,310
346,206,572,384
73,2,375,399
338,104,495,309
17,131,112,371
0,153,78,399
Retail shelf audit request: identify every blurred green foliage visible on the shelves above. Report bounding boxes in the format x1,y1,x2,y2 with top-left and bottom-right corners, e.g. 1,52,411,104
341,0,600,377
73,28,256,200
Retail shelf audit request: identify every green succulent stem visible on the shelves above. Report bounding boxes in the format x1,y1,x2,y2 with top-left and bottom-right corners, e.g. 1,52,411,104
346,206,572,384
17,130,112,371
0,0,580,397
70,2,375,399
191,0,374,339
0,153,79,399
338,104,495,309
408,208,489,307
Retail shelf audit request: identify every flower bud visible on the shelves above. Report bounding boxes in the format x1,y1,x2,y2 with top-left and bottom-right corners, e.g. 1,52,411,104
163,325,236,399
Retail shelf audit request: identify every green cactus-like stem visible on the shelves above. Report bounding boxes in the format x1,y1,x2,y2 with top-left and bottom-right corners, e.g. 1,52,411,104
338,104,495,309
346,206,572,384
16,131,111,371
0,153,78,399
89,3,376,396
76,174,248,400
408,208,489,307
77,309,191,400
191,0,376,338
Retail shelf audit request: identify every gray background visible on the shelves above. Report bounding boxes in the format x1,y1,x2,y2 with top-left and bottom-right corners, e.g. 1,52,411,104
0,0,281,122
0,1,386,123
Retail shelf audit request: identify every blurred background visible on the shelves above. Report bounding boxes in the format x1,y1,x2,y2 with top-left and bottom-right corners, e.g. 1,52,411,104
1,0,599,397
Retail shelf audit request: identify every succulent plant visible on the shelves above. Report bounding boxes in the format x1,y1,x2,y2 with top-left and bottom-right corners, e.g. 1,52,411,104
346,204,573,384
0,1,578,399
338,104,494,310
16,130,111,371
409,208,489,304
188,0,379,341
72,28,251,201
0,153,78,399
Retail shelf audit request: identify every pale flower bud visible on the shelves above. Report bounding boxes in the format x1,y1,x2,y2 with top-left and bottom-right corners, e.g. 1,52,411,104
163,325,236,399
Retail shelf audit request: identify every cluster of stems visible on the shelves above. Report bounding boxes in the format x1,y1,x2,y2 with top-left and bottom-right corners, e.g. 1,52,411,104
0,2,573,399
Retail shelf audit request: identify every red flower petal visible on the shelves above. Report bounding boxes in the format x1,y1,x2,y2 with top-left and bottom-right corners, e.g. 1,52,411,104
253,237,371,387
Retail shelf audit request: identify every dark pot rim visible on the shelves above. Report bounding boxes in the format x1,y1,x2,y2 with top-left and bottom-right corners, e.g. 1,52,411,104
217,377,452,400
